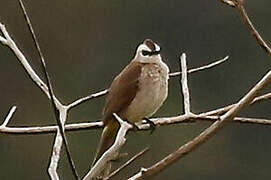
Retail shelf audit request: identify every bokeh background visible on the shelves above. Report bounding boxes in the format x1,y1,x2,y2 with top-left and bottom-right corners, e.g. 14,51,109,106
1,0,271,179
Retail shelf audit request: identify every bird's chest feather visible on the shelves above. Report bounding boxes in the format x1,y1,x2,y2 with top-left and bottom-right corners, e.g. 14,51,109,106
125,63,169,122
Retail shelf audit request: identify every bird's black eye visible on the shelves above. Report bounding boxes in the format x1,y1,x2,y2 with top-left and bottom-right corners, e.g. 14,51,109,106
142,50,150,56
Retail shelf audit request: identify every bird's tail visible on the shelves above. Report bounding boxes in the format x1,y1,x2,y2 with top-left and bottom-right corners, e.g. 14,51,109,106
92,120,119,166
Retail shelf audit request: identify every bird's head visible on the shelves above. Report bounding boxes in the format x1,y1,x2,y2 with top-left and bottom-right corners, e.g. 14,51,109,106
134,39,162,63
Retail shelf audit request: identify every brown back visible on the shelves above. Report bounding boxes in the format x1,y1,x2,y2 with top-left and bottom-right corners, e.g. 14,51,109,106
103,61,143,124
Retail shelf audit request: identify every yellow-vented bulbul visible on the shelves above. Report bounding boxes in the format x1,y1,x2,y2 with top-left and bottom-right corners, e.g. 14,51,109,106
93,39,169,165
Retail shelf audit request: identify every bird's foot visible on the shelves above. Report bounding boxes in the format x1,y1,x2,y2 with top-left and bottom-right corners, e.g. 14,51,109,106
143,117,156,134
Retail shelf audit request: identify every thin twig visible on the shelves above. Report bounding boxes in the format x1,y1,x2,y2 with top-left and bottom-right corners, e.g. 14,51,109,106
17,0,79,179
201,92,271,116
237,2,271,56
0,106,17,127
252,92,271,104
233,117,271,125
105,147,150,180
169,55,229,77
68,89,108,109
219,0,236,7
221,0,271,56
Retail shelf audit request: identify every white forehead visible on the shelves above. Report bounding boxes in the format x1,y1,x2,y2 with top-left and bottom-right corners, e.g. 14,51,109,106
154,43,160,51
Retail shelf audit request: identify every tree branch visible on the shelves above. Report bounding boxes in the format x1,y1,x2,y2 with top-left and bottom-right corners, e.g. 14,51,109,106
83,113,133,180
17,0,79,179
180,53,192,114
219,0,236,7
68,89,108,110
105,147,150,180
220,0,271,56
1,90,271,134
0,106,17,128
128,62,271,180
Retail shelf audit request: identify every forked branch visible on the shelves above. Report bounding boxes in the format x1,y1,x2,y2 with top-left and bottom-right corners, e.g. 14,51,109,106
128,57,271,179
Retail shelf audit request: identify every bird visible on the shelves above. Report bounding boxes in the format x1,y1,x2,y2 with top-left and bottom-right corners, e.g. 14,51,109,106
92,39,169,166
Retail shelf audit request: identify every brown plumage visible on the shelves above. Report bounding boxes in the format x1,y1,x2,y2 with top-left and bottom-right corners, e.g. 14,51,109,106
92,61,143,165
92,39,169,168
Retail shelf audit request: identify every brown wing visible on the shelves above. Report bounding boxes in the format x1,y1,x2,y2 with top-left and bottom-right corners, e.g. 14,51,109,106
103,61,143,125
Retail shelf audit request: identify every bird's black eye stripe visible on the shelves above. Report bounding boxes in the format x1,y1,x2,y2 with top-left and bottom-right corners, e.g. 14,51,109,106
141,49,161,56
142,50,151,56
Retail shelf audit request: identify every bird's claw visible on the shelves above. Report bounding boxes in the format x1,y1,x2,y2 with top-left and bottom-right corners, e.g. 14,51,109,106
144,117,156,134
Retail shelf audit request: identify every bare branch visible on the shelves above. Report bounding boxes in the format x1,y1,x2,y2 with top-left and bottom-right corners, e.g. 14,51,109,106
252,92,271,104
0,22,51,100
0,121,103,134
128,67,271,179
180,53,192,114
1,114,271,134
1,90,271,135
169,55,229,77
83,113,133,180
201,92,271,117
17,0,79,178
68,89,108,109
220,0,271,56
0,27,7,44
236,2,271,56
232,117,271,125
0,106,17,128
219,0,236,7
106,148,150,180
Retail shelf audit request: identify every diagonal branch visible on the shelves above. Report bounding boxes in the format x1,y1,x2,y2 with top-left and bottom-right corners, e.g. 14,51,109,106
17,0,79,178
105,148,149,180
68,89,108,110
235,1,271,56
170,55,229,77
220,0,271,56
128,60,271,180
219,0,236,7
0,106,17,128
83,113,133,180
0,22,51,99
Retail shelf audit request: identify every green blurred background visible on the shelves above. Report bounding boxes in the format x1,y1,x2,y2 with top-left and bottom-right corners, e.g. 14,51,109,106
1,0,271,179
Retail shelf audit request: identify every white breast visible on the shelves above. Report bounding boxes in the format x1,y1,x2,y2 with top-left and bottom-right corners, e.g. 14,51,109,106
125,61,169,122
